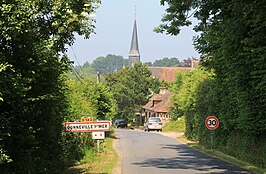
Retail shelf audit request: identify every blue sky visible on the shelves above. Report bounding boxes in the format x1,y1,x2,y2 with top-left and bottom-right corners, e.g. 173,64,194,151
67,0,200,65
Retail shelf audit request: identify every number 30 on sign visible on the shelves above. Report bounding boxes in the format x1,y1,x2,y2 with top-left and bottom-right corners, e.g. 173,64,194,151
205,116,219,130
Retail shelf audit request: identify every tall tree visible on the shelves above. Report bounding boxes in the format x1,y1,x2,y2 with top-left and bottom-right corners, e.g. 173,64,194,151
0,0,100,173
156,0,266,134
156,0,266,167
143,62,153,66
105,63,160,118
153,57,180,67
66,78,117,121
91,54,128,74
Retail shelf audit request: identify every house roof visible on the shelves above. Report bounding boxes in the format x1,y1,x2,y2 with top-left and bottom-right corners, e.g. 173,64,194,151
150,94,163,101
148,67,191,82
143,91,173,113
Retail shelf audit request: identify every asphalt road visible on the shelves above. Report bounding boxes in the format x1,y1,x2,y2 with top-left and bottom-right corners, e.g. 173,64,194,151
114,129,251,174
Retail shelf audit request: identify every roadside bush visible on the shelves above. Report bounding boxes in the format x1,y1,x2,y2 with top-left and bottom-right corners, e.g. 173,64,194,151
162,116,185,132
171,66,266,168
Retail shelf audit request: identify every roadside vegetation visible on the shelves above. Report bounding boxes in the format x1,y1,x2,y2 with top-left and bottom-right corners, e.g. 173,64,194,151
1,0,265,173
167,66,266,172
162,116,185,133
0,0,103,173
158,0,266,170
63,130,118,174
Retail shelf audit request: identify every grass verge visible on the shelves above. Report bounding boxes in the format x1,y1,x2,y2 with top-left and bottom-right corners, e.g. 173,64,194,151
63,131,119,174
176,136,266,174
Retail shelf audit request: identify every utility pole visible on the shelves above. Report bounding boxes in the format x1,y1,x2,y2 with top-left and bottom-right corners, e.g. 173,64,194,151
97,71,100,83
96,71,100,153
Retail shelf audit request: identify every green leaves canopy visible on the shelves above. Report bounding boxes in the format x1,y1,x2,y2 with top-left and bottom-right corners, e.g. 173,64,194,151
105,63,160,117
65,78,117,121
153,57,180,67
91,54,128,74
0,0,100,173
159,0,266,167
157,0,266,134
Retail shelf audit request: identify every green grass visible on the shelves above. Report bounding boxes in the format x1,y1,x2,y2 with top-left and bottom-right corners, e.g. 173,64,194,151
63,130,119,174
162,116,185,132
176,136,266,174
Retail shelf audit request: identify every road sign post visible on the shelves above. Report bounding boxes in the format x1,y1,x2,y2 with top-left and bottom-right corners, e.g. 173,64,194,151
92,132,105,153
205,116,219,149
64,121,110,153
64,121,110,132
205,116,219,131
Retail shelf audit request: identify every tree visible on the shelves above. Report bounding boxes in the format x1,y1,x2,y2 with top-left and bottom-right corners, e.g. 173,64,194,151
170,67,214,139
91,54,128,74
105,63,160,119
156,0,266,167
143,61,153,66
156,0,266,133
153,57,180,67
179,58,191,67
66,78,117,121
83,61,91,68
0,0,100,173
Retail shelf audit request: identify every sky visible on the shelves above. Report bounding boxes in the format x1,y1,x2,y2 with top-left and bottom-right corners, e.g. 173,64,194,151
66,0,200,66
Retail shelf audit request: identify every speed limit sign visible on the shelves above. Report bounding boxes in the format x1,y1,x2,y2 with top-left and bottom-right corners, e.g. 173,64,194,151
205,116,219,130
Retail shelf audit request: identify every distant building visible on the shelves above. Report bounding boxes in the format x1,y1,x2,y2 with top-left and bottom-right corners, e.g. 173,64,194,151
142,87,173,123
148,58,200,82
127,19,199,80
148,67,191,82
128,20,140,67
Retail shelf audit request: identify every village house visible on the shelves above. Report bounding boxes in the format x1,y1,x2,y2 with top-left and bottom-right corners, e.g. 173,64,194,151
142,87,173,123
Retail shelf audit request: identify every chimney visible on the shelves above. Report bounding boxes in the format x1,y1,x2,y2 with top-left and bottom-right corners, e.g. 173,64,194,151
159,87,167,95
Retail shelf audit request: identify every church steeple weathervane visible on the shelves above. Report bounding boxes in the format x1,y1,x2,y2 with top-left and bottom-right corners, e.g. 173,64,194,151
128,6,140,67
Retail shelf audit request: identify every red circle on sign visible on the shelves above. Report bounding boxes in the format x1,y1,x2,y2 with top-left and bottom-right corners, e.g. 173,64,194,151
205,116,219,130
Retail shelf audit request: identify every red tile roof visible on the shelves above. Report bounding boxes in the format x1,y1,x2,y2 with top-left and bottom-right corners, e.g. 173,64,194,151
150,94,163,101
148,67,191,82
143,91,173,113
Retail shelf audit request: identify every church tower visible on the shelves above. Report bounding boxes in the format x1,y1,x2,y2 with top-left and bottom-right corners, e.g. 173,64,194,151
128,19,140,67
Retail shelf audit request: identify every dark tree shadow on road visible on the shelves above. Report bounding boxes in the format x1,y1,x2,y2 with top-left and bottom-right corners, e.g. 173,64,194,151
132,144,252,174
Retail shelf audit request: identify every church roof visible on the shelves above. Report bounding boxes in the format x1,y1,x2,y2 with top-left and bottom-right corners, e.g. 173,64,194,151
129,20,140,57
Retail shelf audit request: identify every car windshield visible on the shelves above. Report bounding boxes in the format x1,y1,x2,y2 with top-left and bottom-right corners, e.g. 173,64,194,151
148,118,161,122
116,119,125,122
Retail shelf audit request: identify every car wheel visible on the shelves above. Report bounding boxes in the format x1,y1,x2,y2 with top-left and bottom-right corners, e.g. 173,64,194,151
147,129,150,132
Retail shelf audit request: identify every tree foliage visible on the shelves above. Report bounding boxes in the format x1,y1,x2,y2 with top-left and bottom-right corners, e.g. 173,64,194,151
170,67,214,138
91,54,128,74
0,0,100,173
153,57,180,67
159,0,266,167
105,63,160,118
66,77,117,121
179,58,192,67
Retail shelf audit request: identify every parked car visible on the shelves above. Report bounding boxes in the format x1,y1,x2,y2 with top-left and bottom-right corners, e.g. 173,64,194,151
144,117,163,132
114,119,128,128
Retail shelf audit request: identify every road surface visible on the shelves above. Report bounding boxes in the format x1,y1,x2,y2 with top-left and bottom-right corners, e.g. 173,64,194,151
114,129,251,174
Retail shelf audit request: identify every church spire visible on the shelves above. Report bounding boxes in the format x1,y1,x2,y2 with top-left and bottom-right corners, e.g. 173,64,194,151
128,19,140,67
